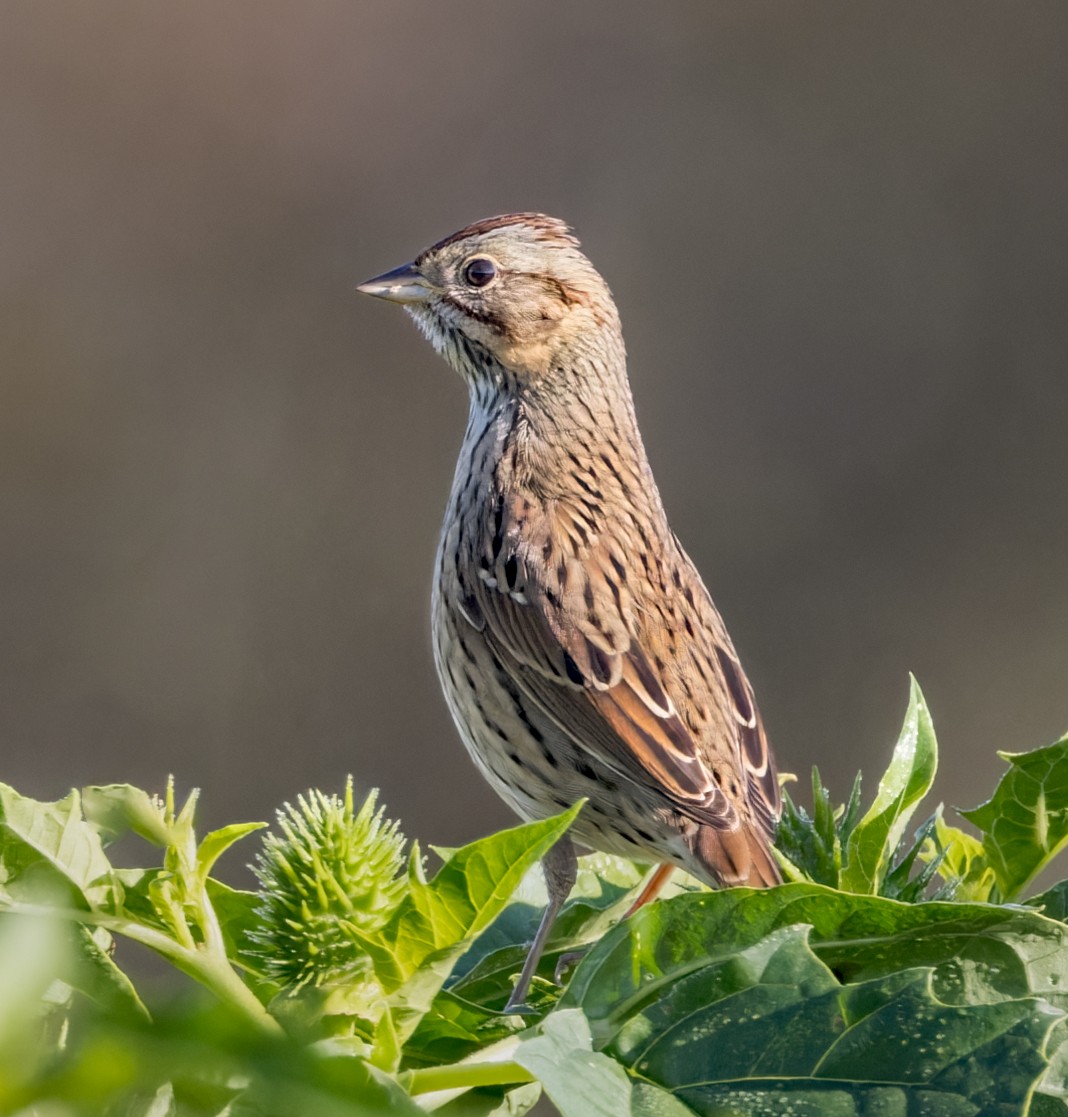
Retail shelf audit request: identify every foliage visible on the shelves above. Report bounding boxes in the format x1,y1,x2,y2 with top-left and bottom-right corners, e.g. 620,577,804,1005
2,680,1068,1116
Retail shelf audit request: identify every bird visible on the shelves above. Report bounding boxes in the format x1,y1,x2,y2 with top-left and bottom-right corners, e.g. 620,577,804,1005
357,213,781,1009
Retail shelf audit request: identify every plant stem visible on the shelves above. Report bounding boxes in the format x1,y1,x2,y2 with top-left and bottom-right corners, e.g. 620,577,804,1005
117,923,282,1036
2,903,282,1038
406,1061,535,1096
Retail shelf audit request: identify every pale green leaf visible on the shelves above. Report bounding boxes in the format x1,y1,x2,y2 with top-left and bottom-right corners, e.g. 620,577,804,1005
840,676,937,893
197,822,267,883
0,784,119,912
365,805,583,1039
511,1009,631,1117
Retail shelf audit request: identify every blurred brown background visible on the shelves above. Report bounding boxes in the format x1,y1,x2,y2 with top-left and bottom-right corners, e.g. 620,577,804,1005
2,3,1066,856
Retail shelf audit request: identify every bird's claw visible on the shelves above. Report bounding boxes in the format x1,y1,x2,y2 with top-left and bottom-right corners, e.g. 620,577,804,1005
553,948,588,984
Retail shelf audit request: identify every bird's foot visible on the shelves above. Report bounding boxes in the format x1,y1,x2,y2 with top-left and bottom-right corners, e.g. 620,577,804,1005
553,948,588,984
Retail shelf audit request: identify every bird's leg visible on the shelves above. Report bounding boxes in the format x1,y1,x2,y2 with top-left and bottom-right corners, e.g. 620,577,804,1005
621,861,675,919
504,834,577,1012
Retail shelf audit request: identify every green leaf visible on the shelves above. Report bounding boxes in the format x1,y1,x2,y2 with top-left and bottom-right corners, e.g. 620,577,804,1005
64,924,148,1017
363,805,584,1035
81,784,171,847
629,1082,698,1117
0,784,119,912
1036,1016,1068,1114
510,1009,632,1117
924,807,997,902
1030,881,1068,924
432,1081,543,1117
960,735,1068,900
567,901,1061,1115
773,769,840,887
565,884,1068,1023
775,768,863,888
18,997,427,1117
206,878,270,978
370,1005,402,1073
840,676,938,893
446,851,651,1014
0,913,68,1067
197,822,267,883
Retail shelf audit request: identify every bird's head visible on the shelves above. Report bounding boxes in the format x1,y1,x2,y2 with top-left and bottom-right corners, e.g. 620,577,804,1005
358,213,622,389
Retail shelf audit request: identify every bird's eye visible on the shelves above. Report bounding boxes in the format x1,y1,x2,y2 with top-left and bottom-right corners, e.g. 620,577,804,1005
462,256,497,288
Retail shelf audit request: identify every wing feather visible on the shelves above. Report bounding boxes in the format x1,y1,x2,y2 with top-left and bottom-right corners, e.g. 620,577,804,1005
463,490,771,832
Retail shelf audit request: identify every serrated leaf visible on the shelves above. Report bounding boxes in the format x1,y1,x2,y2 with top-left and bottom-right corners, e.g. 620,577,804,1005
774,768,844,887
960,735,1068,901
841,677,938,893
0,784,119,913
564,884,1068,1031
566,903,1060,1115
925,807,996,902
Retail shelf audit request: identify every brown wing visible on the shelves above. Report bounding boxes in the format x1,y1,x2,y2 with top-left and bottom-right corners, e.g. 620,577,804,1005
465,489,777,839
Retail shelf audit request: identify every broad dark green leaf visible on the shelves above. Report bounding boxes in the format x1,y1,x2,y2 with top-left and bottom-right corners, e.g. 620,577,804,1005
1036,1016,1068,1115
960,736,1068,901
567,915,1057,1115
840,677,938,893
1032,1097,1068,1117
1031,881,1068,924
565,884,1068,1020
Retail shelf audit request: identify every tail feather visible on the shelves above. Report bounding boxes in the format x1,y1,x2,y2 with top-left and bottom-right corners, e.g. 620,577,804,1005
694,824,781,888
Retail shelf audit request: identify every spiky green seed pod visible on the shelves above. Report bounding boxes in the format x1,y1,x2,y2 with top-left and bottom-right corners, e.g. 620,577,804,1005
250,779,406,989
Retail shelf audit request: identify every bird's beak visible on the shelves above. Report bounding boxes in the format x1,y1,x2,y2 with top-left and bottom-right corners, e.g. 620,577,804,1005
356,261,433,304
